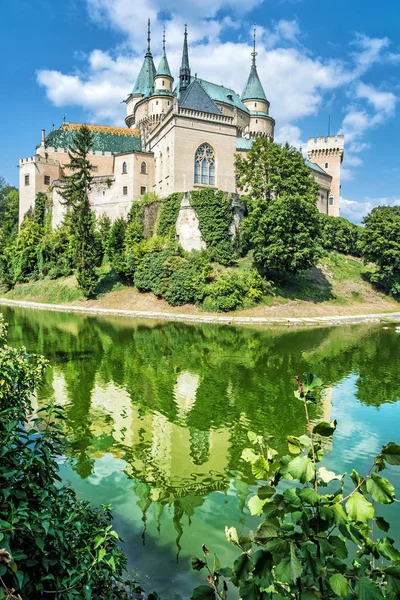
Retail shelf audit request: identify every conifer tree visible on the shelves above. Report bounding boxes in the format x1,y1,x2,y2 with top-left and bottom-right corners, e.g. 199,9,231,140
34,191,48,228
58,125,99,298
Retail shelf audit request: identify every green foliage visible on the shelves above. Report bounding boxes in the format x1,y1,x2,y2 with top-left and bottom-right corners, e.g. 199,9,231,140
191,373,400,599
164,252,212,306
236,139,320,277
13,216,43,283
126,202,145,245
359,206,400,295
0,316,139,599
134,248,177,296
38,218,75,279
0,182,19,243
34,191,49,228
190,189,236,266
57,125,99,298
203,270,271,312
107,217,127,277
157,192,184,239
319,213,361,256
97,213,112,256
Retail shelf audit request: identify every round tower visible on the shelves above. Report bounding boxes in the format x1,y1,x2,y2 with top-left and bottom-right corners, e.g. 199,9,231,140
241,29,275,140
150,29,174,117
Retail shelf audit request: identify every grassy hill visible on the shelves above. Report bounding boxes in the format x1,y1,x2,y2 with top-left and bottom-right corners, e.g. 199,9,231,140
1,252,399,318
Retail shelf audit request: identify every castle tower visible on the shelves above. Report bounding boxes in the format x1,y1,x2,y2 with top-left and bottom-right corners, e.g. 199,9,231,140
150,29,174,119
307,136,344,217
179,25,191,92
125,19,156,128
241,29,275,140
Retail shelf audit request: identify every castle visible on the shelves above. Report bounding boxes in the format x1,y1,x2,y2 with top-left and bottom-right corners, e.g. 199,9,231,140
18,21,344,227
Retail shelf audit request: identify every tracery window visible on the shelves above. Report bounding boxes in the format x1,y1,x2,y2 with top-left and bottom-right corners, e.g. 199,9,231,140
194,143,215,185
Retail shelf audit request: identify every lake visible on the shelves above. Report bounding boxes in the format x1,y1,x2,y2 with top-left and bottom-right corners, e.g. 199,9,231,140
1,306,400,599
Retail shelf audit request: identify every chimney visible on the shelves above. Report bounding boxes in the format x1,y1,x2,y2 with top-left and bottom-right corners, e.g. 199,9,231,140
41,129,45,145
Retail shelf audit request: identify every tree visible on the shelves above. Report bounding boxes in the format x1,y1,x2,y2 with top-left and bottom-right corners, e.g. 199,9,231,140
34,191,48,228
359,205,400,295
319,213,361,256
58,125,99,298
235,139,321,277
192,373,400,600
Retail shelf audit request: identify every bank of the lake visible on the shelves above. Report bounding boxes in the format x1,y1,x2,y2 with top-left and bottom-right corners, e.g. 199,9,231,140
2,305,400,599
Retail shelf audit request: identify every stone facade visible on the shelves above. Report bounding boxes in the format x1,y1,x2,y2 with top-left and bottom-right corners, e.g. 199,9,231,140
18,23,344,228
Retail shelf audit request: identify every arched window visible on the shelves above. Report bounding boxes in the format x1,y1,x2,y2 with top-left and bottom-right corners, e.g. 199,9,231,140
122,162,127,174
194,143,215,185
325,162,329,169
329,195,334,206
141,161,147,174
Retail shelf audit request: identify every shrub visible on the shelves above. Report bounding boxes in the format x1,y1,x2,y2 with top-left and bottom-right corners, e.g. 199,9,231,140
39,224,75,279
0,317,138,599
13,216,43,283
319,213,361,256
134,248,176,296
164,256,212,306
202,270,269,312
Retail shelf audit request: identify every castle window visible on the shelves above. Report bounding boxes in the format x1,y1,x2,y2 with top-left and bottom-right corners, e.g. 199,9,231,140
194,143,215,186
141,161,147,174
162,80,165,87
25,174,30,186
325,162,329,168
123,186,128,196
91,166,98,172
256,119,258,124
329,195,334,206
140,186,147,195
122,161,127,174
254,102,257,108
44,175,50,185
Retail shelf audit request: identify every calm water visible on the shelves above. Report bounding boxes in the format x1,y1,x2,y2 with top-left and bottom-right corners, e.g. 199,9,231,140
2,306,400,599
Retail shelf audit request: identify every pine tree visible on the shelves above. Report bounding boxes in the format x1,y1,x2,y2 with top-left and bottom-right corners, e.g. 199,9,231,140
58,125,98,298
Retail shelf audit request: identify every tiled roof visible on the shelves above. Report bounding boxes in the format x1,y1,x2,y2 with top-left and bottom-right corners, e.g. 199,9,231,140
179,80,222,115
198,79,249,112
156,52,173,79
241,65,267,102
305,159,330,176
236,138,254,151
45,124,142,154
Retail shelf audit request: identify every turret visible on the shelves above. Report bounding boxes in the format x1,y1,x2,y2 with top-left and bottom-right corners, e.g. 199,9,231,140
179,25,191,93
125,19,156,128
241,29,275,140
307,136,345,217
150,30,174,117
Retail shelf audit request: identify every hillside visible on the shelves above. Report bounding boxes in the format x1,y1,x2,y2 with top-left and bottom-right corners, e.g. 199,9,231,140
1,252,399,319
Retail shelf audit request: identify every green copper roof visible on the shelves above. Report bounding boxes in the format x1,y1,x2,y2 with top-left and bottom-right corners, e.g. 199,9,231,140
241,64,267,102
133,53,156,96
179,80,222,115
45,124,142,154
236,138,254,151
305,159,330,176
156,53,172,79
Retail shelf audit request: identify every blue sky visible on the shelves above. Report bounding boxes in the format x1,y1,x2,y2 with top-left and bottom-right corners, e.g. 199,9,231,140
1,0,399,223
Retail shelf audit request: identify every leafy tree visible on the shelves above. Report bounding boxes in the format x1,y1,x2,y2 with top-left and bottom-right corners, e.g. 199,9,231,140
0,317,141,599
34,191,49,229
235,139,321,277
359,206,400,295
58,125,99,298
191,373,400,599
0,184,19,242
13,215,43,282
319,213,361,256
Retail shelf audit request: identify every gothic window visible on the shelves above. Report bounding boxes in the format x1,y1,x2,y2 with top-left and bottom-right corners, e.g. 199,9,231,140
194,143,215,186
141,161,147,174
325,162,329,168
122,162,127,174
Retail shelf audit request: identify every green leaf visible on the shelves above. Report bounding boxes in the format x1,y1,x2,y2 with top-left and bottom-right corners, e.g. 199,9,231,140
257,485,275,500
225,527,239,544
375,516,390,532
233,553,254,582
329,535,348,560
256,519,280,541
286,456,315,483
241,448,259,465
345,492,375,523
331,502,348,525
381,442,400,465
247,431,258,444
252,550,273,586
248,495,268,516
313,420,337,437
93,535,105,549
366,474,395,504
329,573,348,597
97,548,106,563
274,544,302,584
376,537,400,561
252,457,269,479
190,585,215,600
239,581,261,600
108,555,116,572
213,554,220,574
300,592,319,600
298,487,321,505
36,537,45,551
354,577,384,600
287,436,302,455
302,373,322,390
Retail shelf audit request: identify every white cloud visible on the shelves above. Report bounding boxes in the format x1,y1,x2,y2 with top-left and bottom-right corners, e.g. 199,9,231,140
341,195,400,224
355,82,397,116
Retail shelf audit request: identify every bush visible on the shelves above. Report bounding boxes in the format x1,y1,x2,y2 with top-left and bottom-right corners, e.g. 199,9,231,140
359,206,400,295
39,225,75,279
319,213,361,256
202,270,270,312
164,255,212,306
13,216,43,283
0,317,138,599
134,248,176,296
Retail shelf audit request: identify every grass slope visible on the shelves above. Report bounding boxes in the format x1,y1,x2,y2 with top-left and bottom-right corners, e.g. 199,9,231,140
1,253,398,318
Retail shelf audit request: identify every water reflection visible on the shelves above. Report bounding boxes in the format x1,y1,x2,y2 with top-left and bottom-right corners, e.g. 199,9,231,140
2,306,400,597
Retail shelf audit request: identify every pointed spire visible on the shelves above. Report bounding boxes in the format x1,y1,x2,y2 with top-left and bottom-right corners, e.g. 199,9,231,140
241,25,267,103
156,27,173,79
132,18,156,96
179,24,191,92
